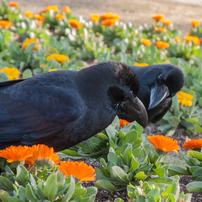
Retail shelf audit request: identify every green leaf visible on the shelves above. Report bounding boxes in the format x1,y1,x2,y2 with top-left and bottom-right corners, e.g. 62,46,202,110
7,197,22,202
44,172,58,201
154,168,165,177
18,186,27,202
25,184,38,201
16,165,29,186
95,180,116,191
168,166,190,176
71,188,86,199
62,176,75,202
81,187,97,202
23,69,32,79
105,125,116,141
110,166,128,183
45,46,59,56
0,176,14,190
0,190,10,202
186,181,202,193
118,131,137,146
149,177,173,184
134,171,147,180
114,198,124,202
187,150,202,161
24,43,36,55
147,188,160,201
0,72,8,81
130,155,139,171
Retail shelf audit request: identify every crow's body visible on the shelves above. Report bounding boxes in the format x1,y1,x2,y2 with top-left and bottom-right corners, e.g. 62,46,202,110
0,61,147,151
118,64,184,123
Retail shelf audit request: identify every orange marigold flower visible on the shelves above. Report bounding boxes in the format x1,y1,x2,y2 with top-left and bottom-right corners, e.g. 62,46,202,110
22,38,39,51
37,21,43,26
62,6,71,13
101,13,119,20
69,19,82,29
90,14,100,23
147,135,179,153
141,38,152,46
58,161,96,182
191,20,200,27
24,11,33,18
8,2,18,7
153,27,166,32
134,62,149,66
184,36,200,45
177,91,193,107
46,5,58,12
55,14,63,20
34,15,45,21
0,20,12,29
101,19,116,26
47,54,70,64
39,10,47,15
119,119,130,128
25,144,59,167
175,36,180,43
152,14,164,21
0,145,33,163
183,139,202,150
161,20,173,26
156,41,169,49
0,67,20,80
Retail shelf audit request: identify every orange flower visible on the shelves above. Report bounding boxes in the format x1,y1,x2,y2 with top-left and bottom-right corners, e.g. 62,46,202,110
0,20,12,29
175,36,180,43
62,6,71,13
141,38,152,46
55,14,63,20
34,15,45,21
90,14,100,23
39,10,47,15
100,13,119,20
153,27,166,32
22,38,39,51
58,161,96,182
46,5,58,12
101,19,116,26
0,145,33,163
201,37,202,43
191,20,200,27
134,62,149,66
47,54,70,64
147,135,179,153
24,11,33,18
161,20,173,26
183,139,202,150
152,14,164,21
0,67,20,80
186,30,191,36
155,41,169,49
25,144,59,167
177,91,193,107
69,19,82,29
184,36,200,45
8,2,18,7
119,119,130,128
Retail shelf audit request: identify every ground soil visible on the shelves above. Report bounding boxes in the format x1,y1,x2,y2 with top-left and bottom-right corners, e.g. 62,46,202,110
3,0,202,201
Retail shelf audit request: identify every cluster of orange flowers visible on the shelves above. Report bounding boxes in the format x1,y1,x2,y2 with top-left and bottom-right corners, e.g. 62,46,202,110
0,144,95,182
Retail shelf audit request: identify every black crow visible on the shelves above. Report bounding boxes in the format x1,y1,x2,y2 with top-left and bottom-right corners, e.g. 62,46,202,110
0,61,148,151
118,64,184,123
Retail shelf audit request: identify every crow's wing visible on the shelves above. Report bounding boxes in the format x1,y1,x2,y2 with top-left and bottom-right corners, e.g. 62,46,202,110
0,72,85,145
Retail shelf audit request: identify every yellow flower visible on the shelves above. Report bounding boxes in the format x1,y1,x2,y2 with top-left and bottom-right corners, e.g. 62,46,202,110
184,36,200,45
0,145,33,163
141,38,152,46
62,6,71,13
22,38,39,51
0,67,20,80
24,11,33,18
55,14,63,20
191,20,200,27
183,139,202,150
177,91,193,107
175,36,180,43
90,14,100,23
47,54,70,64
25,144,59,167
147,135,179,153
46,5,58,12
49,69,58,72
40,64,48,68
58,161,96,182
134,62,149,66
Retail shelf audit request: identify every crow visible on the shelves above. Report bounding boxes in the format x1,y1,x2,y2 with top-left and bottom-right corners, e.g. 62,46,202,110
0,61,148,152
118,64,184,123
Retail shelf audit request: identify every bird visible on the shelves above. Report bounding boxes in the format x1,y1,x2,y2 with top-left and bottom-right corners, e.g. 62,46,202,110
118,64,184,123
0,61,148,152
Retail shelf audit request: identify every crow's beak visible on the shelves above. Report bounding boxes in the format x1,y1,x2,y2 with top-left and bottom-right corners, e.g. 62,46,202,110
122,97,148,128
148,83,170,110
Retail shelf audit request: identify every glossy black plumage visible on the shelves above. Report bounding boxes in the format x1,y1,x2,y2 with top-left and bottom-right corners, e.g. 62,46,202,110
0,61,148,151
118,64,184,123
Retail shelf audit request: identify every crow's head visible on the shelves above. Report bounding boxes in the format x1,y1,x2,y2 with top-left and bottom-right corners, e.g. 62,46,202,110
104,61,148,127
130,64,184,110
